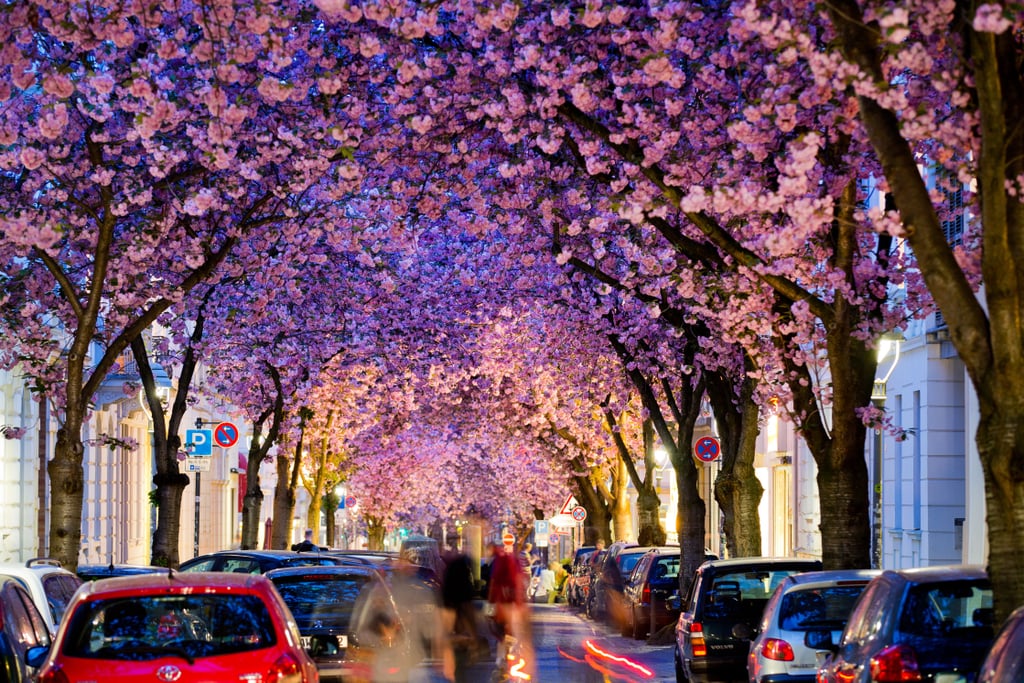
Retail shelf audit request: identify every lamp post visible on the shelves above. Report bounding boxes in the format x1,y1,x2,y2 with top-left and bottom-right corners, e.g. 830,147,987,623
872,334,902,569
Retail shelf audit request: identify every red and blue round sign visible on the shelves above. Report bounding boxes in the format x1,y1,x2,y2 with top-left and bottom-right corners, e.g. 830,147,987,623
693,436,721,463
214,422,239,448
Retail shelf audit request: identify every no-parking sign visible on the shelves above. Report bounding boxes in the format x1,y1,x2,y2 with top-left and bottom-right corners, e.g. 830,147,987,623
214,422,239,448
694,436,721,463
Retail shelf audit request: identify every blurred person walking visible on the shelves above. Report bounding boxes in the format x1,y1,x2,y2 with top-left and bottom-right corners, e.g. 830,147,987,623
440,551,484,683
486,542,533,682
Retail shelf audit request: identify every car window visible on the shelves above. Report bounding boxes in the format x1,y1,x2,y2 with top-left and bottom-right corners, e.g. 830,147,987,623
42,573,82,625
15,585,51,647
63,594,277,660
841,580,886,646
179,558,217,572
220,559,260,574
5,583,50,653
617,553,643,578
271,573,376,631
653,557,680,581
779,584,868,631
898,580,993,638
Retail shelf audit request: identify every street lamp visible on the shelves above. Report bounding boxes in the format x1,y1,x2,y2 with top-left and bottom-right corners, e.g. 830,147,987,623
872,332,903,569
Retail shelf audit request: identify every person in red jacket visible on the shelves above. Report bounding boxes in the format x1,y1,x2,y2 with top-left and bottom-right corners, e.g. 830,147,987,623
486,542,531,681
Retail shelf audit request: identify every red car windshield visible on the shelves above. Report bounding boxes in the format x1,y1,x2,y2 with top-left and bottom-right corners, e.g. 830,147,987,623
62,594,277,661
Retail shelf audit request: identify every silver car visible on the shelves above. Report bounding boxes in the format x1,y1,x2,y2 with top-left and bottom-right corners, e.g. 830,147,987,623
741,569,879,683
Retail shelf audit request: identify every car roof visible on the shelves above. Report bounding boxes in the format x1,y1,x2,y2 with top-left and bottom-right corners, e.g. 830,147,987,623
0,558,76,578
75,570,270,597
699,556,822,570
884,564,988,583
781,568,882,588
265,564,382,579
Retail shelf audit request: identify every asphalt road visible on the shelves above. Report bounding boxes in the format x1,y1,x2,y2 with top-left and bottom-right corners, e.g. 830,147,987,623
425,602,676,683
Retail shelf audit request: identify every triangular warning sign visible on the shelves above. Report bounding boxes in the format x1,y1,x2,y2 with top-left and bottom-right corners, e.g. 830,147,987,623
559,494,579,515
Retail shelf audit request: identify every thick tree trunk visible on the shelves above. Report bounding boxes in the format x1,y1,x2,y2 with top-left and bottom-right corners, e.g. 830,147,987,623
712,382,762,558
241,485,265,550
271,455,295,549
636,488,666,546
151,472,189,567
611,459,632,541
323,488,339,548
366,516,386,551
978,415,1024,624
48,424,86,569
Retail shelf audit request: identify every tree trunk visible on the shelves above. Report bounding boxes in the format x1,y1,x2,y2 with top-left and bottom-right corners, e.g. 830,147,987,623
610,459,632,541
366,516,386,551
48,423,86,569
271,454,295,549
323,487,339,548
151,473,189,567
636,488,666,546
710,375,763,558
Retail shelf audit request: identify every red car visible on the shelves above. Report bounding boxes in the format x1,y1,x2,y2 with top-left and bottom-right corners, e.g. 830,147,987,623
28,571,319,683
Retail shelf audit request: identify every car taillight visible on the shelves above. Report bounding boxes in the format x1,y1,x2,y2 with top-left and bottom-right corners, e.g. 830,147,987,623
38,666,70,683
870,644,922,682
690,622,706,657
762,638,795,661
266,652,304,683
641,582,650,605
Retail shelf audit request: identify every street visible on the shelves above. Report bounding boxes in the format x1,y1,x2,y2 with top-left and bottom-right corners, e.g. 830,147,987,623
428,602,676,683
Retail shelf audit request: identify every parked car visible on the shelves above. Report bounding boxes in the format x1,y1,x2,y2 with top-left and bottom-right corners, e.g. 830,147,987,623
0,558,83,636
622,547,683,639
734,568,879,683
565,547,596,608
816,565,994,683
27,571,319,683
586,541,638,619
178,548,350,574
267,564,413,683
76,563,163,582
0,575,51,682
977,603,1024,683
599,546,652,628
673,556,823,683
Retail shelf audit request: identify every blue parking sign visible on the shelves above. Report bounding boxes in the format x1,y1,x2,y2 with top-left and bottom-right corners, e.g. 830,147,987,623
185,429,212,456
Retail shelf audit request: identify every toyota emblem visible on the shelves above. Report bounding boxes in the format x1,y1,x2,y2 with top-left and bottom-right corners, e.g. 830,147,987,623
156,665,182,682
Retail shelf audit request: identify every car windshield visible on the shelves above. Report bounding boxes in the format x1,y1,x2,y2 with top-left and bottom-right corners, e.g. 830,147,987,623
271,573,375,631
779,584,868,630
617,554,643,577
63,594,276,661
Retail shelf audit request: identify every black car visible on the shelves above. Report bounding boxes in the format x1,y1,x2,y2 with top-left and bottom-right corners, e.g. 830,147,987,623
0,576,51,682
76,563,163,581
266,564,408,683
978,603,1024,683
178,549,351,574
818,565,994,683
586,541,637,619
673,556,822,683
622,547,682,639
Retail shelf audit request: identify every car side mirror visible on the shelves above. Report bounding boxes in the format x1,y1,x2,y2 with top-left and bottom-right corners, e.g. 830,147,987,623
732,622,754,640
26,645,49,668
805,629,837,652
667,594,682,611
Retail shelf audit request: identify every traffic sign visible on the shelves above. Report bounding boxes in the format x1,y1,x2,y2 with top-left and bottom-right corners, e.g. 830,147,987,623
213,422,239,448
549,532,559,543
571,506,587,522
185,457,211,472
559,493,579,515
694,436,721,463
502,531,515,547
185,429,212,456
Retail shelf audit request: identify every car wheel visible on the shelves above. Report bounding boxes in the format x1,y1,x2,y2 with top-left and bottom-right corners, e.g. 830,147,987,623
674,645,689,683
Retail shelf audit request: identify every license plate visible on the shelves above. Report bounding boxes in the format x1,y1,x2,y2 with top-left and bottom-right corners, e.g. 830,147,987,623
301,635,347,650
934,675,966,683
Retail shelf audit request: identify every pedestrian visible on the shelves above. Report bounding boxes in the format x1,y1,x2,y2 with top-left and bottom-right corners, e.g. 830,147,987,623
531,562,556,604
291,528,317,552
441,552,483,683
486,542,528,681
